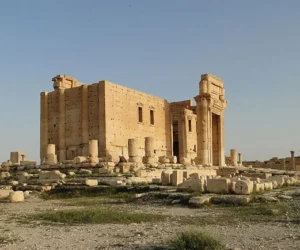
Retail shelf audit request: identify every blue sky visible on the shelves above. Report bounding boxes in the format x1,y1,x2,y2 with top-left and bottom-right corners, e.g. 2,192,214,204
0,0,299,163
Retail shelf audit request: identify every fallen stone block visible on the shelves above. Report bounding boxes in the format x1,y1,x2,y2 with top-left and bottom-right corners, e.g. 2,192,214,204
161,171,172,186
8,191,24,203
253,182,265,192
263,181,273,190
177,179,204,192
211,195,251,205
171,170,183,186
188,196,211,207
234,180,253,195
0,189,13,199
207,178,230,194
85,179,98,187
0,172,10,179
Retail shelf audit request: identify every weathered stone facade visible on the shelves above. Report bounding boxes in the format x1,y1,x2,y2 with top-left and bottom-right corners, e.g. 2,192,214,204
40,73,228,165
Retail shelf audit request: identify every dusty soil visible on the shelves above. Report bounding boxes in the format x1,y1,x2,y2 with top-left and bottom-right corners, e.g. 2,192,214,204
1,191,300,250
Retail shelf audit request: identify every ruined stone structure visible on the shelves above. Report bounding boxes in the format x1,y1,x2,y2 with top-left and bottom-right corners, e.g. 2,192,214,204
40,74,228,165
244,151,300,171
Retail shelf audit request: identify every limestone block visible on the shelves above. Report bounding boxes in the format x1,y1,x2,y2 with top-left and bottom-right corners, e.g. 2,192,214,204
180,157,191,165
211,195,251,205
8,191,24,203
0,189,13,199
234,180,253,195
188,196,211,207
68,171,76,176
119,163,131,173
161,171,172,185
268,176,285,186
271,180,278,189
152,178,161,184
85,179,98,187
263,181,273,190
73,156,88,164
17,172,29,184
253,183,265,192
1,161,12,168
97,168,111,174
206,178,230,194
169,156,177,164
9,181,19,186
143,156,158,165
78,169,92,175
177,179,205,192
128,177,148,185
136,169,162,178
158,156,170,164
0,172,10,179
171,170,183,186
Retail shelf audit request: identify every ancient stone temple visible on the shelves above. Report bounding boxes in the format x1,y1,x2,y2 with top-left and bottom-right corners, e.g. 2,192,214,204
40,74,227,165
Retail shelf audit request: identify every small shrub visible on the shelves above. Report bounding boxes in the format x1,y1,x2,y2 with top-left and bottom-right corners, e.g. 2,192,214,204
169,231,224,250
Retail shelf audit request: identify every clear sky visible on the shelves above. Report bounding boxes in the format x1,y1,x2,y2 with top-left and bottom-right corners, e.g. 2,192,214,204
0,0,299,163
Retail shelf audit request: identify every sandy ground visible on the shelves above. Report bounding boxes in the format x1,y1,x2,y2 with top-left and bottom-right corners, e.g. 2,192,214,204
0,194,300,250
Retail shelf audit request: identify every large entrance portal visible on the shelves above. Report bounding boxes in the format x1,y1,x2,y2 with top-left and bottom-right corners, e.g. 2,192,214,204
173,121,179,159
212,113,220,166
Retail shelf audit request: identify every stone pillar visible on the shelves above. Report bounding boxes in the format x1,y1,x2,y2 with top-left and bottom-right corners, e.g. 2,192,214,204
290,151,295,170
145,137,155,157
58,89,66,163
10,152,19,164
88,140,99,164
230,149,238,166
128,138,140,163
89,140,98,158
144,137,157,164
40,92,49,164
238,153,242,166
219,113,225,166
81,85,89,156
46,144,57,164
21,155,26,161
194,95,210,165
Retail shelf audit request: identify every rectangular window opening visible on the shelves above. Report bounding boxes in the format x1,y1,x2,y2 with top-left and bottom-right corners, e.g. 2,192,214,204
150,110,154,125
138,107,143,123
188,119,192,132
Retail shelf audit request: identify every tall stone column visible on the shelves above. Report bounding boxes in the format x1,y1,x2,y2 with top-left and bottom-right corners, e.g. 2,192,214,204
219,113,225,166
230,149,238,166
81,85,89,156
194,95,210,165
238,153,242,166
40,92,49,164
290,151,295,170
58,89,66,163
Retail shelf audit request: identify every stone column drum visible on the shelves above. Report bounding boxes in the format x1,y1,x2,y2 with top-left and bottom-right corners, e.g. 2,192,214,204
88,140,99,164
128,138,140,163
230,149,238,166
144,137,157,164
46,144,57,164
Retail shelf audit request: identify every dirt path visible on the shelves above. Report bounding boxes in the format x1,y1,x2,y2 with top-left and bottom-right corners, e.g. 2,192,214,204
0,195,300,250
